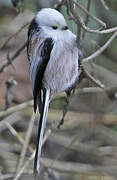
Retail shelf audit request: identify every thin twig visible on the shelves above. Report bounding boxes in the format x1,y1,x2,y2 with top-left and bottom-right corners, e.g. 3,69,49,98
49,131,82,170
77,23,82,45
0,93,67,119
74,0,106,28
99,0,109,10
0,121,33,152
66,0,81,44
13,129,51,180
68,0,117,34
0,100,33,118
83,67,104,88
0,112,22,132
82,0,91,39
41,157,112,175
0,23,28,50
13,152,35,180
16,112,37,173
78,86,117,95
85,0,94,26
0,41,27,73
0,174,14,180
54,0,66,10
78,87,109,94
82,30,117,63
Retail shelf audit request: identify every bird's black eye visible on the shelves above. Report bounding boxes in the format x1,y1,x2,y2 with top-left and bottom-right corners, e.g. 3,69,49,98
52,26,58,30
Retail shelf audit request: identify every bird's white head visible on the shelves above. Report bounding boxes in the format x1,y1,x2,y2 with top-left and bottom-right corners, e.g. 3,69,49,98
35,8,69,37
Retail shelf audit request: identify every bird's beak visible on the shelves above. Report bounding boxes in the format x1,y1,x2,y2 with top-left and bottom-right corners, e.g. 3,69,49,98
62,26,69,30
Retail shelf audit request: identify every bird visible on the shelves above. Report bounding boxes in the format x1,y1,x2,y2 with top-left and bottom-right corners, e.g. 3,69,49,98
27,8,79,176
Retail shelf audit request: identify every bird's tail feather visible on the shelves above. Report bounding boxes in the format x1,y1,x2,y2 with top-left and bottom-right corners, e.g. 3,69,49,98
34,87,50,176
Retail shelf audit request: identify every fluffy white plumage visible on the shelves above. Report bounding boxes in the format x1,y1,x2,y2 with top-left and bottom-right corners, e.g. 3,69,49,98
36,8,67,27
29,8,79,94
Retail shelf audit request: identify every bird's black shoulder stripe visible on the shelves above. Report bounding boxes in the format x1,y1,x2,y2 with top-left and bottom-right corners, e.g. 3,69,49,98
33,38,54,112
28,18,40,38
27,18,41,60
41,38,54,60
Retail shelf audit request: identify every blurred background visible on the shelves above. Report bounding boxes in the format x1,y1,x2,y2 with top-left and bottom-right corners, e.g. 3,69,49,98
0,0,117,180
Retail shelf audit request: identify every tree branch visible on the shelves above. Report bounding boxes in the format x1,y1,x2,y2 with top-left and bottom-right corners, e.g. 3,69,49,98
0,41,27,73
82,30,117,63
68,0,117,34
74,0,106,28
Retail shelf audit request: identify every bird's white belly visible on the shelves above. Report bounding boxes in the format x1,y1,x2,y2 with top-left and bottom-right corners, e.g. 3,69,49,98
43,42,79,93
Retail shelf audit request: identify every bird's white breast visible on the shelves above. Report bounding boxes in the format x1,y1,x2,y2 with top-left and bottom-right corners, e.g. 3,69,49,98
43,30,79,94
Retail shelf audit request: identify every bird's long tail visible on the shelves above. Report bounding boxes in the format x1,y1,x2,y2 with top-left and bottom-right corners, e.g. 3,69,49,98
34,87,50,176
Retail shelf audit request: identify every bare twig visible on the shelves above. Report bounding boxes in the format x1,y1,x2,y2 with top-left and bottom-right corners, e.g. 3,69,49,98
16,112,37,173
0,100,33,118
82,0,91,39
99,0,109,10
54,0,66,10
13,129,51,180
0,112,22,132
66,0,81,44
13,152,35,180
78,86,117,94
78,87,104,94
77,23,82,45
85,0,92,26
82,30,117,63
49,130,83,170
0,94,67,119
0,41,27,73
83,67,104,88
44,158,93,174
0,121,33,152
68,0,117,34
0,174,14,180
74,0,106,28
41,157,117,176
0,23,28,50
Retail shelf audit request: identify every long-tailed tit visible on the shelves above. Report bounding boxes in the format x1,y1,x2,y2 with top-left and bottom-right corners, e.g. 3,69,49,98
27,8,79,176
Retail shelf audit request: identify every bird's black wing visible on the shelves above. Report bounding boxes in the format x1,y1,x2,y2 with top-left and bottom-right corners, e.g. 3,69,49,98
30,38,54,113
27,18,40,63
